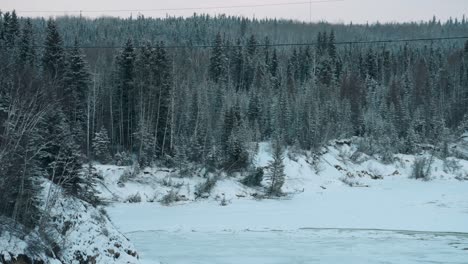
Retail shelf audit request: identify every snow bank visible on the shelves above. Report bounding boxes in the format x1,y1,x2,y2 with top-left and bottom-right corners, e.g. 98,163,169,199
40,181,140,263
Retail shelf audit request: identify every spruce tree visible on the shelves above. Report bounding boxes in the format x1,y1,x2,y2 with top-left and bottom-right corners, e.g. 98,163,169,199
153,43,173,157
42,19,65,84
221,105,249,171
232,38,244,91
2,11,19,46
80,163,102,206
267,140,285,196
247,91,260,126
18,18,35,67
328,30,337,60
243,34,258,90
37,108,84,197
270,49,278,78
114,39,136,151
404,125,419,154
63,40,91,148
209,32,227,83
92,126,112,164
225,127,250,171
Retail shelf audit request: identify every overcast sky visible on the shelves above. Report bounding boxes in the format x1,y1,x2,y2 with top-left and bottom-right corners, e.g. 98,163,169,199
3,0,467,24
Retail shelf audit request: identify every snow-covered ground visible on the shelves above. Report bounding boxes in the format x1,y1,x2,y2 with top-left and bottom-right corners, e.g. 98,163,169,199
100,141,468,263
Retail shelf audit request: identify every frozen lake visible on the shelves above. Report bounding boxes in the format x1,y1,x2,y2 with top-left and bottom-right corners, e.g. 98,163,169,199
127,229,468,264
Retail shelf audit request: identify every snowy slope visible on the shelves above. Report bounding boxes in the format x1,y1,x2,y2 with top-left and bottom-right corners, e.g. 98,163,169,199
1,180,140,264
39,181,140,264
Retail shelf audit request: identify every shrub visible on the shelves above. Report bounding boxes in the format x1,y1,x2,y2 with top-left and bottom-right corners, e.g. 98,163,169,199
380,148,394,164
195,177,218,198
161,176,173,187
160,189,180,206
147,192,159,203
308,152,324,173
455,172,468,181
160,176,184,188
350,151,366,164
117,163,140,185
241,168,264,187
114,151,133,166
337,148,350,165
219,195,229,206
411,157,432,181
443,158,461,174
356,138,375,156
340,176,362,187
125,193,141,203
99,207,109,218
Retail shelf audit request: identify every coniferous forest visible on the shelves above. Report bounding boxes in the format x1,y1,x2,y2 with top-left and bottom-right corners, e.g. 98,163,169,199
1,10,468,234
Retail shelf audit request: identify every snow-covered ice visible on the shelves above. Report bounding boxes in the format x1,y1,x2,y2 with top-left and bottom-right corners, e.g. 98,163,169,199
127,229,468,264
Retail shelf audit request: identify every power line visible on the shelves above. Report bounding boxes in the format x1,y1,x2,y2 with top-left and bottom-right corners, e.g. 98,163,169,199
1,36,467,50
16,0,344,14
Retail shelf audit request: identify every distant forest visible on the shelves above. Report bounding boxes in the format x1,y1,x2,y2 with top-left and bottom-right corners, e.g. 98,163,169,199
1,11,468,229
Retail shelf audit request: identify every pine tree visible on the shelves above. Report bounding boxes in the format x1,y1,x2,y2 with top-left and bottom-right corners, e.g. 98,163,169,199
247,90,260,126
300,47,312,82
267,140,285,196
63,40,91,148
457,114,468,136
2,11,19,46
153,43,173,157
286,61,296,97
270,49,278,78
18,18,35,67
42,19,65,84
231,38,244,91
317,32,324,56
114,39,136,151
80,163,102,206
209,32,227,83
404,124,419,154
366,48,377,79
221,105,249,171
317,57,333,86
37,108,84,197
243,35,258,90
173,143,189,173
328,30,337,60
225,127,250,171
134,122,156,167
92,126,112,164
